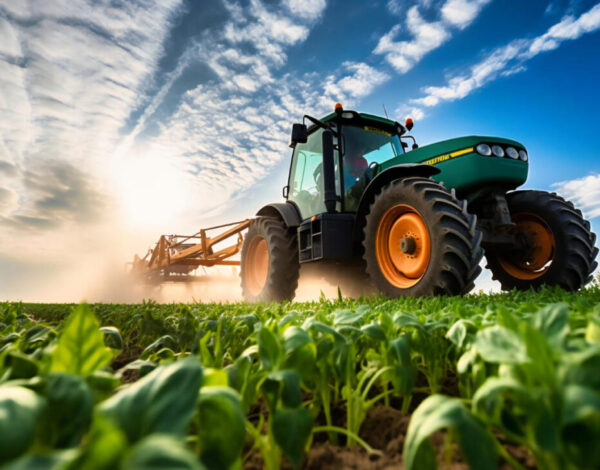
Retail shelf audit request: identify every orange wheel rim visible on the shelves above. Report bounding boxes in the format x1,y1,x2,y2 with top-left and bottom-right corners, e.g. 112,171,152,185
497,213,555,280
245,236,269,295
376,204,431,288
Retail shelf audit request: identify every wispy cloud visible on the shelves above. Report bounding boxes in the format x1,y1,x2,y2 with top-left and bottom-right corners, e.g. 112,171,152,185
552,173,600,220
375,0,491,73
0,0,183,232
133,0,372,219
403,3,600,117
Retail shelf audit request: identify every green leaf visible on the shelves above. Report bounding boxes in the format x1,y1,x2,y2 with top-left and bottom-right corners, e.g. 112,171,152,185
404,394,496,470
272,407,313,469
561,384,600,467
100,327,123,351
533,304,568,349
393,312,425,331
141,335,176,358
4,451,75,470
202,368,229,387
585,314,600,343
472,376,531,423
63,415,127,470
50,304,112,376
263,370,302,409
99,357,202,442
86,370,120,399
124,434,206,470
283,327,311,351
332,309,367,325
196,387,245,470
258,327,281,371
475,325,528,364
446,320,474,349
361,324,386,341
38,373,93,448
116,359,157,380
0,386,45,464
6,351,38,380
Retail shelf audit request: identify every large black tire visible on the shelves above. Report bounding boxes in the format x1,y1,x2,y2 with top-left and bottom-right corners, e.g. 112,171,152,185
485,190,598,291
363,177,483,297
240,217,299,302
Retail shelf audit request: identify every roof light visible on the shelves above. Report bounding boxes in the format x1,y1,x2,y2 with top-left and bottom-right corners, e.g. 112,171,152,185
334,103,343,113
405,118,414,131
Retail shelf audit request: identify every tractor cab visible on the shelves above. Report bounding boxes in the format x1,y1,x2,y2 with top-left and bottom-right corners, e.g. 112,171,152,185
286,106,411,220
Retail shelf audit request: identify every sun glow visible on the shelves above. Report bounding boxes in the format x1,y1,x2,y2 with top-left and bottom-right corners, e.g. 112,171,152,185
110,148,193,230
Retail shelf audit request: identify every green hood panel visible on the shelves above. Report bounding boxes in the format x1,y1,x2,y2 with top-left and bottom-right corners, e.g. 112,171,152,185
380,135,529,199
399,135,526,164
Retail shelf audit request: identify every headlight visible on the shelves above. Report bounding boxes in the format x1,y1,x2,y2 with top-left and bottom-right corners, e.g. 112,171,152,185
505,147,519,159
519,150,528,162
492,145,504,157
476,144,492,156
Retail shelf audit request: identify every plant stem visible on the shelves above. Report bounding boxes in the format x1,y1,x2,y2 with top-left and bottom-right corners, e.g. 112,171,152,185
495,441,527,470
313,426,381,456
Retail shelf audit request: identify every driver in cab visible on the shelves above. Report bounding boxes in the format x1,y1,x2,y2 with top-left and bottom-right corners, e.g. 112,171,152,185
344,148,368,210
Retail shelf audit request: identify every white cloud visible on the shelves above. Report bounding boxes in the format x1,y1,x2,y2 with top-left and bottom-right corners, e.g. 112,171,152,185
132,0,392,223
524,3,600,57
284,0,326,20
323,62,390,101
375,0,491,74
441,0,491,29
552,173,600,219
404,3,600,116
0,0,184,233
375,6,449,73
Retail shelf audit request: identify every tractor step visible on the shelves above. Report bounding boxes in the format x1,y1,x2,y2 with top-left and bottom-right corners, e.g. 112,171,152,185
298,213,354,263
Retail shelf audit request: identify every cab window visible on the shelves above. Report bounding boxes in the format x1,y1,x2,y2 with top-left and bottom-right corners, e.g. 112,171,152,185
288,128,328,219
343,125,403,211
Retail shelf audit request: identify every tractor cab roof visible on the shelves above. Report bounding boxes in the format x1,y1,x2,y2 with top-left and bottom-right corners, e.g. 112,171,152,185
311,109,406,136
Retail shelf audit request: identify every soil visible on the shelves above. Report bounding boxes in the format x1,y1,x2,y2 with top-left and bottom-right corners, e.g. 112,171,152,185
243,404,537,469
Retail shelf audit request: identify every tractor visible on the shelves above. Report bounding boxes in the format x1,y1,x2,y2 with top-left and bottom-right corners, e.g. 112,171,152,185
239,103,598,301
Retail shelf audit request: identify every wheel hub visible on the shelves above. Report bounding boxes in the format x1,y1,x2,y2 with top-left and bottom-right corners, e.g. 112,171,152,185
376,205,431,287
497,213,555,280
400,236,417,254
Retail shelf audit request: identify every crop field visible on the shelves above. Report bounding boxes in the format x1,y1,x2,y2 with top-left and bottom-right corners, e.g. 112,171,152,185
2,284,600,470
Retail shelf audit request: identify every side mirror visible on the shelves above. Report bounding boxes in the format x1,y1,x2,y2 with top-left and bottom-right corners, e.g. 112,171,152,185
290,123,308,146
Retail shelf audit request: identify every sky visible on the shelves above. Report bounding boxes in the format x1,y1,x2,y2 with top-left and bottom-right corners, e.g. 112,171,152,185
0,0,599,301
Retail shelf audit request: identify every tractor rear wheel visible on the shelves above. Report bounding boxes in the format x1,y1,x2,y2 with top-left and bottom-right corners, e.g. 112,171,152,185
363,177,483,297
485,190,598,291
241,217,299,302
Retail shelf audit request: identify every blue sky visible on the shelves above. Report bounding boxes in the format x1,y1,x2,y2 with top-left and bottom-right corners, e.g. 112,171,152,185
0,0,599,299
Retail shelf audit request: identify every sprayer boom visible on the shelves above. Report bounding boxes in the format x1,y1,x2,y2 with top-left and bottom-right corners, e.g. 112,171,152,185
129,219,251,283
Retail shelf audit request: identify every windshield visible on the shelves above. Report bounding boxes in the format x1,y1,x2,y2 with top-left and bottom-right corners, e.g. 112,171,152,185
342,124,403,211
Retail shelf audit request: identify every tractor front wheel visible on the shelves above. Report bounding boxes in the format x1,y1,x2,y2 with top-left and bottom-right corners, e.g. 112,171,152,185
485,190,598,291
241,217,299,302
363,177,483,297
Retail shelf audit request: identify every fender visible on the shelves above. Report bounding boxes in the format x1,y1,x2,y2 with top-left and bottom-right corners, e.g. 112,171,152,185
353,163,441,242
256,202,302,228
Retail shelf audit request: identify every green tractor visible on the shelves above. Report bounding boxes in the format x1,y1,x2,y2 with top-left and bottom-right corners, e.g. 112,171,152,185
240,104,598,301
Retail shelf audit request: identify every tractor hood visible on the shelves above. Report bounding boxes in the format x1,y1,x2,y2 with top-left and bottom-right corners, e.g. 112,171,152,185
403,135,526,163
382,135,529,200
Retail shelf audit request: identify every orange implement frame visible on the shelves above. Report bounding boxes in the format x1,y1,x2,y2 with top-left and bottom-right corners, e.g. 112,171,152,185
130,219,251,282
